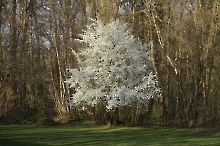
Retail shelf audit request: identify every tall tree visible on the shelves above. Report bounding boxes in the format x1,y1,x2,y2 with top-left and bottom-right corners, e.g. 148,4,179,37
66,19,161,126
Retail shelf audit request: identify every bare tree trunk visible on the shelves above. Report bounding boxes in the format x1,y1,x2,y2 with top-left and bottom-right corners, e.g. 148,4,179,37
0,0,2,59
97,0,120,24
48,0,69,118
10,0,18,95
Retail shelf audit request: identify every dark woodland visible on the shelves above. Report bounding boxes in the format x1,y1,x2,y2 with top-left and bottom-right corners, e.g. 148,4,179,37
0,0,220,128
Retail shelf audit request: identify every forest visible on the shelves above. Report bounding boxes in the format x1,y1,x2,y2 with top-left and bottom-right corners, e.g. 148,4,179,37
0,0,220,128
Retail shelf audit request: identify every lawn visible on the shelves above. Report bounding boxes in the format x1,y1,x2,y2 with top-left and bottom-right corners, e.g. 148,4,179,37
0,124,220,146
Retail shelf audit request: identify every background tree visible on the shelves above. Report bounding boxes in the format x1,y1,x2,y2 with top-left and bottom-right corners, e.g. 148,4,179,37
0,0,220,128
139,0,220,127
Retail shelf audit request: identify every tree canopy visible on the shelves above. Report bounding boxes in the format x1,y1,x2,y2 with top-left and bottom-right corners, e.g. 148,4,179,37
66,19,161,111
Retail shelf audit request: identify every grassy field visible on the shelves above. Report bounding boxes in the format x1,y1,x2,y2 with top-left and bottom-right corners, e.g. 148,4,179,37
0,124,220,146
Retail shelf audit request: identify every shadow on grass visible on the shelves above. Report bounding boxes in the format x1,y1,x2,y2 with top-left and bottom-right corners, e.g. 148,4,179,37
0,124,219,146
0,138,47,146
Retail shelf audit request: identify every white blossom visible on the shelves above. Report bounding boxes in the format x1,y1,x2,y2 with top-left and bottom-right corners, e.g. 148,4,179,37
66,19,161,111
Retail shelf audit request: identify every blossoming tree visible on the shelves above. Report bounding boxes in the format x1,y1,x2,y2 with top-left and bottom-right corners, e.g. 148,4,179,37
65,19,161,122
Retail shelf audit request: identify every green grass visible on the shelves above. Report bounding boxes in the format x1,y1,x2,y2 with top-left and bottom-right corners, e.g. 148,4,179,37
0,124,220,146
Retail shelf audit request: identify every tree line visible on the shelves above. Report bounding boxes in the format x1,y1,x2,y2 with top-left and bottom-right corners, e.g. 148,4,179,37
0,0,220,128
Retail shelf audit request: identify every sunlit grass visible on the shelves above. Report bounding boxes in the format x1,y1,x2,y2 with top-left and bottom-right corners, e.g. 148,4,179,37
0,124,220,146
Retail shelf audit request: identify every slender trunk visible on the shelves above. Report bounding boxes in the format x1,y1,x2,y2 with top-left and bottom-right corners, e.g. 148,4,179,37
106,108,119,126
0,0,2,59
10,0,17,93
49,1,67,117
20,0,28,109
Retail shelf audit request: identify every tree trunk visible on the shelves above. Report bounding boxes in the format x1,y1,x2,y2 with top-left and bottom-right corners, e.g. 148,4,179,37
106,108,119,126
